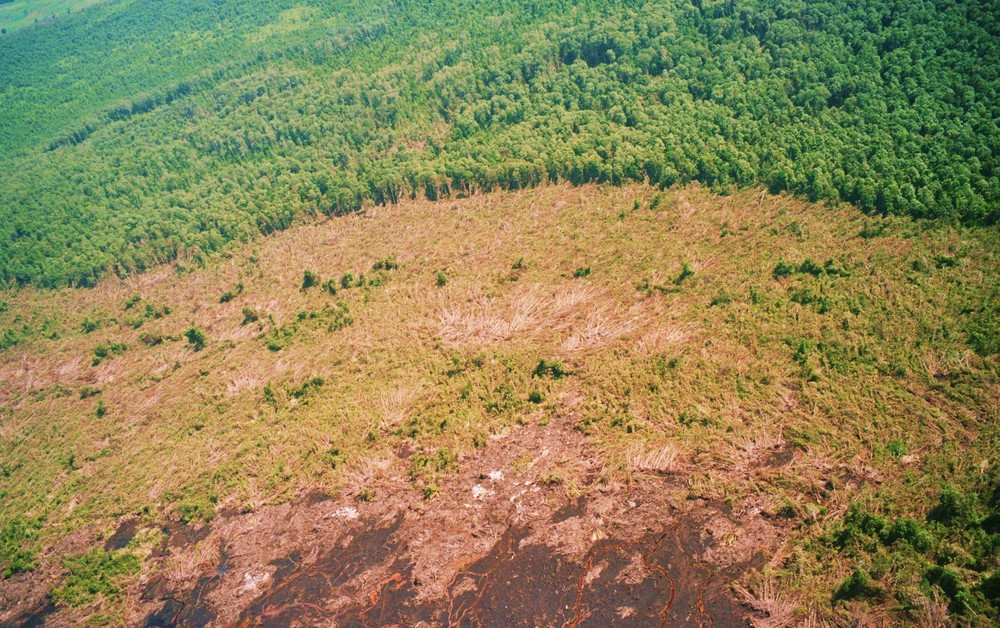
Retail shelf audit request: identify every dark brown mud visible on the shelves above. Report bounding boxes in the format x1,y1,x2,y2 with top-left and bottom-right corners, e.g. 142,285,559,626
145,501,758,627
142,542,232,627
0,599,57,628
105,518,142,550
125,408,775,627
7,404,779,626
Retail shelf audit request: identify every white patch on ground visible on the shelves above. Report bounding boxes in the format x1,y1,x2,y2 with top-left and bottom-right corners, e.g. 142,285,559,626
616,553,649,586
584,561,605,585
488,470,504,482
239,571,271,595
330,506,359,520
472,484,490,500
618,606,637,619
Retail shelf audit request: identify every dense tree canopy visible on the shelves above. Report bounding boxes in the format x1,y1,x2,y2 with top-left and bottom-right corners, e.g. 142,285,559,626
0,0,997,287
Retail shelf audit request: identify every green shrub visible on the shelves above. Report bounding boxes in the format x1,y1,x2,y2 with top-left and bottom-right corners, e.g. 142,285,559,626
325,301,353,331
408,448,457,483
92,342,127,366
964,305,998,356
177,497,215,524
263,382,277,408
340,273,354,289
772,259,795,278
436,272,447,287
437,447,457,471
241,307,259,325
709,292,734,307
0,328,22,351
883,518,933,552
934,255,958,269
372,256,398,271
528,390,544,404
674,261,694,285
325,447,348,469
292,376,324,401
533,359,567,379
859,222,887,239
833,567,880,602
979,572,1000,612
51,549,140,607
573,266,591,278
790,287,830,312
928,486,975,526
321,279,337,295
835,505,887,550
798,258,825,276
823,258,850,277
80,318,100,334
122,294,142,310
925,565,971,614
263,321,297,351
184,327,207,351
1,517,42,578
301,270,320,290
886,440,908,459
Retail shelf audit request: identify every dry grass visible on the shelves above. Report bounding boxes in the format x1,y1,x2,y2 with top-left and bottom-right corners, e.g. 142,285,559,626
734,577,799,628
0,182,996,624
438,284,631,348
625,442,684,475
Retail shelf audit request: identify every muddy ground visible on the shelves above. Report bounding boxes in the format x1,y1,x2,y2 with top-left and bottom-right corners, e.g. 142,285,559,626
3,399,790,627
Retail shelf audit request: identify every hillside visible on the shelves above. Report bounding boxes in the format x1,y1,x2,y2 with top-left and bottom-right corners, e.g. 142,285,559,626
0,0,107,33
0,184,997,624
0,0,998,288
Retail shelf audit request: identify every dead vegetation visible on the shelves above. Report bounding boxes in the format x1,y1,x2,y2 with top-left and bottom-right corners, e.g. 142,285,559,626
0,183,996,624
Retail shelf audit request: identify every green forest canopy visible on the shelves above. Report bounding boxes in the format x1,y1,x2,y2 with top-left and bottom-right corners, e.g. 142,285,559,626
0,0,997,288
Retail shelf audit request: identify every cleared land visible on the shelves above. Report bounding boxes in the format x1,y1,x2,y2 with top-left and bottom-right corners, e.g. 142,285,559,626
0,184,997,624
0,0,106,32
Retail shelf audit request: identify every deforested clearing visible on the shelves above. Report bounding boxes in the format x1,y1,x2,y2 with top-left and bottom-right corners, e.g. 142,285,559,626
1,183,997,624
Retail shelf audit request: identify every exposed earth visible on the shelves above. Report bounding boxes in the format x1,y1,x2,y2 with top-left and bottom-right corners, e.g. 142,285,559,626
9,389,789,626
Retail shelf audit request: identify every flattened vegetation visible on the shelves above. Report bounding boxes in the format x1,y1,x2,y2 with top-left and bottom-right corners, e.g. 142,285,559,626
0,184,997,624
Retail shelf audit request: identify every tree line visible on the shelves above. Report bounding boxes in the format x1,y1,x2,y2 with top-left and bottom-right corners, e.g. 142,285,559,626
0,0,996,288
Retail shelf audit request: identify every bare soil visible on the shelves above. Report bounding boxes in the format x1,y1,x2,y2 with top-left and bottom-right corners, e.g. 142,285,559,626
6,392,786,626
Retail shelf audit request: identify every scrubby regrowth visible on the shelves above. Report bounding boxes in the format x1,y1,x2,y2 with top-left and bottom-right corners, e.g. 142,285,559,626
0,184,995,624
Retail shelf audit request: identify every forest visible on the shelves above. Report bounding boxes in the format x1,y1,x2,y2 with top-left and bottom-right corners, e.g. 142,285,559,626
0,0,996,288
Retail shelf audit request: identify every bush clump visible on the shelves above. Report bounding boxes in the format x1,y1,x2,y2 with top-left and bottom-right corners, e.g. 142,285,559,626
51,549,140,607
533,359,567,379
372,256,398,271
92,342,127,366
773,259,795,278
241,307,259,325
1,517,42,578
184,327,207,351
301,270,320,290
833,567,880,602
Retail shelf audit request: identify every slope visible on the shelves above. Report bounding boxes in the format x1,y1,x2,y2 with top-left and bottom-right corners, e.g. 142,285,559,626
0,184,997,623
0,0,997,288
